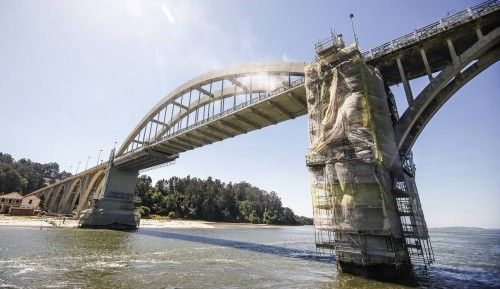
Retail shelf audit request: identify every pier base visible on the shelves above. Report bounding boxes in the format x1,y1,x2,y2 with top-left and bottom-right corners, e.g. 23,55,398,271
78,165,140,230
78,198,140,230
337,261,412,280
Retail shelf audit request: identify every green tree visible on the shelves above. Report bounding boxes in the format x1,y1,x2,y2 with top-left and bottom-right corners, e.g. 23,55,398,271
0,163,27,193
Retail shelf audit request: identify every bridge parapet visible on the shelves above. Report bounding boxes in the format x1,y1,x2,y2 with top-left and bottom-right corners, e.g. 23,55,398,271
365,0,499,85
363,0,499,61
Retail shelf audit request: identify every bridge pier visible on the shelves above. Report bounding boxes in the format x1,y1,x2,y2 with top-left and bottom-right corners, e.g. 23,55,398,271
78,153,140,230
307,40,411,279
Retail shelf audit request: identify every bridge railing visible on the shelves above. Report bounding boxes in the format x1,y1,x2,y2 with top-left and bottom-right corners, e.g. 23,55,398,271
362,0,499,60
151,77,305,146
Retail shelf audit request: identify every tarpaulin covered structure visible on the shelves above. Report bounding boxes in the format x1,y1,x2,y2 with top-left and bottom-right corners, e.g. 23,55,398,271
305,39,416,277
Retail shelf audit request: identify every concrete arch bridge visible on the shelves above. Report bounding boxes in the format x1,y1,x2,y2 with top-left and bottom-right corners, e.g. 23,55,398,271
27,0,499,278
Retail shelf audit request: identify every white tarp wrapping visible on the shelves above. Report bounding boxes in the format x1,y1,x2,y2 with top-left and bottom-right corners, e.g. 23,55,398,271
307,44,402,235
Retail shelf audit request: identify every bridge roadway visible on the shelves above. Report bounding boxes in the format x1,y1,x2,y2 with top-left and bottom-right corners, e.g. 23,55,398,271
29,0,499,220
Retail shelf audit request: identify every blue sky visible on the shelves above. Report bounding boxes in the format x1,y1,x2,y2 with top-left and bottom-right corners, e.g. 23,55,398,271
1,0,498,228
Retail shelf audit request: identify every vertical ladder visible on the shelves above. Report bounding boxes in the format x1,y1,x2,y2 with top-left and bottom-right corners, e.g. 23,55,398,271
386,85,435,268
394,153,435,268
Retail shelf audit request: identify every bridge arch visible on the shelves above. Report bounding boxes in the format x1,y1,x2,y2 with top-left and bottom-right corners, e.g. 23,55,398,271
48,185,65,213
395,27,500,155
116,62,305,157
61,178,82,214
40,187,55,211
76,170,106,216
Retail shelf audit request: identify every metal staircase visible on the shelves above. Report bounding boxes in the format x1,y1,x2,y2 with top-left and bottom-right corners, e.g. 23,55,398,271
386,86,435,268
395,153,435,268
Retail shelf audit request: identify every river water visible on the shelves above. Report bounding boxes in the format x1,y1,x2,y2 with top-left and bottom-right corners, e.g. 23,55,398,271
0,225,498,289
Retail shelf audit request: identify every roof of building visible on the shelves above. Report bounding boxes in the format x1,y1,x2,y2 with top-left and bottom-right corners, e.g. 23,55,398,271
0,192,23,199
22,195,40,201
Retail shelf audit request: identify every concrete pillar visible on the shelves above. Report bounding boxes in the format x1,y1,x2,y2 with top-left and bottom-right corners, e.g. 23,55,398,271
446,38,459,67
78,161,140,229
396,57,414,105
48,186,64,213
56,183,72,213
476,27,483,39
419,48,433,81
305,43,410,279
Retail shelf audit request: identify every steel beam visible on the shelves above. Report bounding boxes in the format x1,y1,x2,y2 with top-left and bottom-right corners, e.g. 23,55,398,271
287,92,307,108
234,114,262,129
226,76,249,93
154,143,182,154
218,119,247,134
162,141,189,152
196,87,215,98
173,101,189,111
194,129,223,141
267,100,295,119
185,132,213,144
206,124,235,138
169,139,194,150
249,108,277,125
177,135,204,147
151,119,168,126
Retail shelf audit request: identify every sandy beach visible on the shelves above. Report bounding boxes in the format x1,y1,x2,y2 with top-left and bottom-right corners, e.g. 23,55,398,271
0,215,285,229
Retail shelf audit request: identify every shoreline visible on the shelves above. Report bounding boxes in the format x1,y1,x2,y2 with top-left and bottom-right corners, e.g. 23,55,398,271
0,215,305,229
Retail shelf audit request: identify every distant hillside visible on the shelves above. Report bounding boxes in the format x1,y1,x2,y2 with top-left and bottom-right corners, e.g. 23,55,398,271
429,227,500,233
0,152,71,195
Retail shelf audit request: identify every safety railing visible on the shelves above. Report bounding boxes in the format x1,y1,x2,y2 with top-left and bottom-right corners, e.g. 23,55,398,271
153,77,305,146
362,0,499,60
315,32,345,55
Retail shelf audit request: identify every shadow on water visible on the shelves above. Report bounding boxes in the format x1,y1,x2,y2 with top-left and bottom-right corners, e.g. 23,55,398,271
134,228,500,288
135,228,335,264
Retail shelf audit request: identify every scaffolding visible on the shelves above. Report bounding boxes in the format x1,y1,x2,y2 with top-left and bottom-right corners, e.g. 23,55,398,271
309,156,409,270
386,86,435,269
394,153,435,268
307,38,414,271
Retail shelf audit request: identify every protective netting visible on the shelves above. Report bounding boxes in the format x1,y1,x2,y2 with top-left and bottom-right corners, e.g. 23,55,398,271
306,43,409,267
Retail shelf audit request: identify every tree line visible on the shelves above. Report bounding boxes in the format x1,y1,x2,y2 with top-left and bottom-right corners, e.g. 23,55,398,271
135,175,312,225
0,152,71,195
0,152,312,226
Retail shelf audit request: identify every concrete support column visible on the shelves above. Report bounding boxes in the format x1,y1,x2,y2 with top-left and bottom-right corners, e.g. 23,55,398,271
396,57,414,105
42,190,53,211
78,164,140,230
419,48,433,81
56,184,70,213
48,186,64,212
59,182,76,213
446,38,459,67
476,27,483,39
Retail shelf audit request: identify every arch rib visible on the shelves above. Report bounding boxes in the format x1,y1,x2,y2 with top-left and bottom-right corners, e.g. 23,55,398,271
116,62,305,156
395,34,500,155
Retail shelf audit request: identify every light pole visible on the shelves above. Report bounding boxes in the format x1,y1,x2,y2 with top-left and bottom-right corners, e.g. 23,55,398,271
96,149,102,165
349,13,359,47
75,161,81,174
84,156,91,170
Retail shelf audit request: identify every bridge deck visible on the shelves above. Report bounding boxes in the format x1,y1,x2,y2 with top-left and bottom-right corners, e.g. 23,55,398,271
149,81,307,156
365,1,499,85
